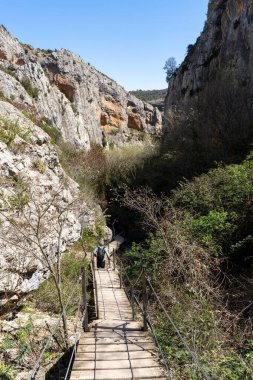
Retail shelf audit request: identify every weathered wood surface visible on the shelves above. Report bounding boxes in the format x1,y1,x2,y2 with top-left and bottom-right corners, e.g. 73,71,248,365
70,236,166,379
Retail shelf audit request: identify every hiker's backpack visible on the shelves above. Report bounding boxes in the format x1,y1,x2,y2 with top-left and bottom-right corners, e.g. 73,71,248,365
97,246,105,260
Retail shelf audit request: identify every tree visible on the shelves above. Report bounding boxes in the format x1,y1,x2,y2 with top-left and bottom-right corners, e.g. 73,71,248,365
163,57,177,83
0,183,83,349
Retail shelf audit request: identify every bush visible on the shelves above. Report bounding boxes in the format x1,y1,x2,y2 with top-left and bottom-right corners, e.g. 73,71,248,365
171,154,253,263
38,119,62,144
0,65,16,78
21,79,39,99
0,117,32,147
58,141,154,202
119,178,253,379
33,159,46,174
0,363,16,380
31,251,89,314
185,209,237,254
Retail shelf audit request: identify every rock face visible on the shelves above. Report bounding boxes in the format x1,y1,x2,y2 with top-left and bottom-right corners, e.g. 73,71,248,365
0,26,162,149
0,101,95,300
165,0,253,113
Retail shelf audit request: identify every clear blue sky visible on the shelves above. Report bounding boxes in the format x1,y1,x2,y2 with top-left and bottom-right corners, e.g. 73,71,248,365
1,0,209,91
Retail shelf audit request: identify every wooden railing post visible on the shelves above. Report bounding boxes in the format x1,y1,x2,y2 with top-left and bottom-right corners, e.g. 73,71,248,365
108,241,110,268
81,266,90,332
91,255,99,319
131,286,135,321
119,259,123,289
113,248,116,271
142,265,148,331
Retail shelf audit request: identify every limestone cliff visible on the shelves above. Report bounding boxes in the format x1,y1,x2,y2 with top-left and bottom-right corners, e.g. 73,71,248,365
0,101,95,304
165,0,253,114
0,26,162,149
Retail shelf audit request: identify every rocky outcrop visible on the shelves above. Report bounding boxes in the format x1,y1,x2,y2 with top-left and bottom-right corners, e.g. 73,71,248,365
0,26,162,149
0,101,95,300
165,0,253,114
0,26,162,305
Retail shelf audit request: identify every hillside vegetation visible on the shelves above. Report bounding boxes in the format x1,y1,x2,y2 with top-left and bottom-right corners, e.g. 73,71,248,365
49,85,253,378
120,154,253,379
1,10,253,379
129,88,167,102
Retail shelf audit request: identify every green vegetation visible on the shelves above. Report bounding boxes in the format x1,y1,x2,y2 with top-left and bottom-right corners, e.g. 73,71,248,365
120,153,253,379
71,103,78,115
21,78,39,99
0,363,16,380
30,249,89,315
0,176,30,211
21,112,62,145
0,117,32,147
80,220,107,254
0,316,62,376
0,65,16,78
32,158,46,173
163,57,177,83
58,141,154,203
129,88,167,102
37,118,61,144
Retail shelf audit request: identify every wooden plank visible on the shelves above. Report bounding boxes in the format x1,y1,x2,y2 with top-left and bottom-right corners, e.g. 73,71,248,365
73,358,161,370
77,342,157,352
80,331,149,338
91,321,142,329
78,337,154,345
70,368,165,379
75,350,154,361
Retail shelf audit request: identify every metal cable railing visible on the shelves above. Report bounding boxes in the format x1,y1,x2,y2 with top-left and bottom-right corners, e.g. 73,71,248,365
115,252,212,380
28,276,81,379
63,308,88,380
146,278,211,380
147,315,173,380
115,255,172,379
28,241,212,380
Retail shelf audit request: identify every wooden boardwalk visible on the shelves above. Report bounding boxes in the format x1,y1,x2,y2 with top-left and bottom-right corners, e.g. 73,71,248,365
70,237,167,380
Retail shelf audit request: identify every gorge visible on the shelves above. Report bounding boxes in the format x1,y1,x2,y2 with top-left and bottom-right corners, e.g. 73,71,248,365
1,0,253,379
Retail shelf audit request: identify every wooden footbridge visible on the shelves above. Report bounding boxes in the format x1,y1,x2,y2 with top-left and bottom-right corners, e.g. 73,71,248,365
69,236,168,380
29,236,211,380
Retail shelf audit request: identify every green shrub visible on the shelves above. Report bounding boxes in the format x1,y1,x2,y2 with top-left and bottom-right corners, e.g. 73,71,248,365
38,119,62,144
185,209,237,254
21,79,39,99
0,117,32,147
16,319,32,364
31,252,89,314
0,65,16,77
33,159,46,174
71,104,78,114
173,158,253,215
216,354,253,380
81,227,100,251
0,363,16,380
0,176,30,211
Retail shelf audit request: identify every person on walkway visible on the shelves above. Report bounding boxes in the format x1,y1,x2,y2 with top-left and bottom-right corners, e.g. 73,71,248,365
93,241,110,269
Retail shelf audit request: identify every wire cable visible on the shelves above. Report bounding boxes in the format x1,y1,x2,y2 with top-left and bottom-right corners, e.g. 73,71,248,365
28,275,81,380
147,278,211,380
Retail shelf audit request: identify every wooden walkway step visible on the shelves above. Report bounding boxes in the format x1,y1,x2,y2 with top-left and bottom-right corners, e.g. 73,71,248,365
70,236,166,379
